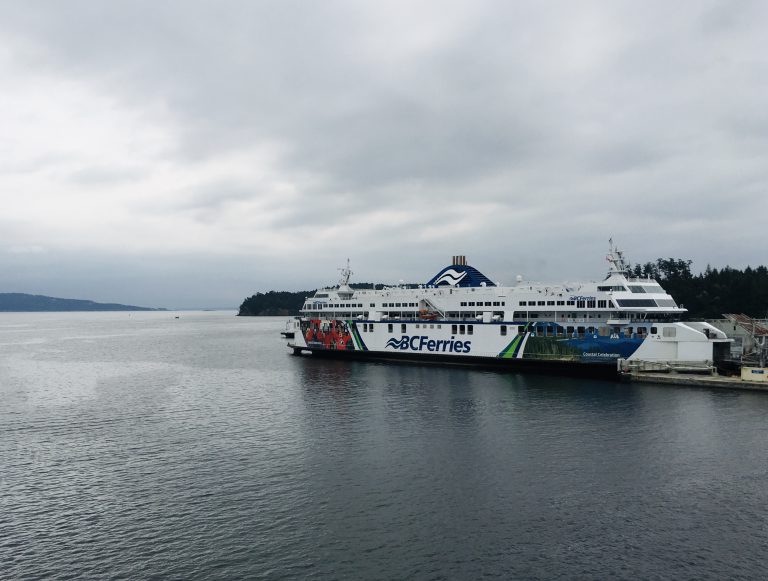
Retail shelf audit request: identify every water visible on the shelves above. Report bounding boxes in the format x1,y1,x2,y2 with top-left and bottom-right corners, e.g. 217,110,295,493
1,312,767,580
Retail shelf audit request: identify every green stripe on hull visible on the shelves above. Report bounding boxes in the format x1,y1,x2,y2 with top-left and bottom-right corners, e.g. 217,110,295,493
348,321,367,351
500,334,523,358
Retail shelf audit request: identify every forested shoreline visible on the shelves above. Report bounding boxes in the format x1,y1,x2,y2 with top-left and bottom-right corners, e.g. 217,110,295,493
238,260,768,319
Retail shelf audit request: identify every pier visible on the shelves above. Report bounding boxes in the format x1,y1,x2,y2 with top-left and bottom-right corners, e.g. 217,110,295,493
619,359,768,392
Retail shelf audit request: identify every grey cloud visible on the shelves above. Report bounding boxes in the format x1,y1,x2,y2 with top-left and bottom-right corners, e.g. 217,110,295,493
1,1,768,306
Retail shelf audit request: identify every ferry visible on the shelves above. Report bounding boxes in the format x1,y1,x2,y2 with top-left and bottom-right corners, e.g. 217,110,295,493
285,242,730,375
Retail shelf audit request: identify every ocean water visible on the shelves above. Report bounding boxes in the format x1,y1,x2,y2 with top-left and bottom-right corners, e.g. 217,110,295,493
1,312,767,580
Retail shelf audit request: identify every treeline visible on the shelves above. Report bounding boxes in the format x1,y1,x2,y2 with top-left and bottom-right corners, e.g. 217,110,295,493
238,290,314,316
238,260,768,319
631,258,768,319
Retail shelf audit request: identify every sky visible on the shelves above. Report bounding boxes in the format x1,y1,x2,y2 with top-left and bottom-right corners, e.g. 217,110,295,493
1,0,767,309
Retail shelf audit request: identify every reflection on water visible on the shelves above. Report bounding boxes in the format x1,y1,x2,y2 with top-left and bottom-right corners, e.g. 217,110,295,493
1,313,768,579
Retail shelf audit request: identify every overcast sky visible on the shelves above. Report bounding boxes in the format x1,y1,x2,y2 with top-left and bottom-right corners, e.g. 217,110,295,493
1,0,767,309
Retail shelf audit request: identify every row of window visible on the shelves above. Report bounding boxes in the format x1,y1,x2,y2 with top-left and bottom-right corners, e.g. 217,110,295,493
497,325,668,337
360,322,676,338
306,298,672,311
518,299,612,308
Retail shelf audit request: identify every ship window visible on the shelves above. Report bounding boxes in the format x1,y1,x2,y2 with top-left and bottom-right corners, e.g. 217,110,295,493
493,301,499,306
567,326,574,335
557,301,565,306
430,324,434,329
655,299,677,307
415,324,419,329
451,324,457,334
651,327,658,334
468,325,473,335
437,325,442,329
388,324,393,333
567,300,575,306
546,301,554,306
637,327,647,335
500,325,507,336
502,302,505,306
663,327,676,337
616,299,657,307
577,301,585,308
459,325,466,335
518,326,526,334
485,302,491,306
401,323,406,333
460,302,467,306
629,286,646,294
396,303,401,307
587,300,596,308
519,301,527,306
370,303,374,307
537,301,545,306
469,302,475,306
625,327,633,337
598,300,606,308
556,327,564,336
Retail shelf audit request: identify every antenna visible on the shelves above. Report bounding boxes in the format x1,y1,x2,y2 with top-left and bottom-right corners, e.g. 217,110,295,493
338,258,353,287
606,238,630,276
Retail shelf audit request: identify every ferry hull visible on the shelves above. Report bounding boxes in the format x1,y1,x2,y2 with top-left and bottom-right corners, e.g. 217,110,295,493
297,346,620,378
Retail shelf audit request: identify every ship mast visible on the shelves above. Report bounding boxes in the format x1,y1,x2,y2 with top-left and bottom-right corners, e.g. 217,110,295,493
337,259,354,298
605,238,630,277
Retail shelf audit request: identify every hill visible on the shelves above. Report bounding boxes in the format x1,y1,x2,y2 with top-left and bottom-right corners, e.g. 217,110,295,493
0,293,164,312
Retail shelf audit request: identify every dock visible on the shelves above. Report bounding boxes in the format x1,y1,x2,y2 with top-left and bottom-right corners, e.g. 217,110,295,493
623,371,768,392
619,358,768,392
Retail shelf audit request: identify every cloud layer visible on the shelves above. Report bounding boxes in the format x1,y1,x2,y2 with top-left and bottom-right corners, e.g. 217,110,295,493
1,0,767,308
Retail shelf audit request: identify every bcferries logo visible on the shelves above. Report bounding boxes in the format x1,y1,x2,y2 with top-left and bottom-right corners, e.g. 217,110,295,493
433,269,467,286
385,335,472,353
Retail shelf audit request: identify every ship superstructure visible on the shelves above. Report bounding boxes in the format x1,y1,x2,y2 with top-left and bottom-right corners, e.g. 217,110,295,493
285,242,730,374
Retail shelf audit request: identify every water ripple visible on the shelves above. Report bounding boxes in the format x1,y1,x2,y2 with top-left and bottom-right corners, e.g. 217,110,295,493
1,313,768,579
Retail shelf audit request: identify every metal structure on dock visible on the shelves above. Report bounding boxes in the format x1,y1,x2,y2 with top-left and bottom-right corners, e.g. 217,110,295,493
723,313,768,367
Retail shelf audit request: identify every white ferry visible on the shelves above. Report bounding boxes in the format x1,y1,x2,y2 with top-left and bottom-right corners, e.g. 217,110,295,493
285,242,730,375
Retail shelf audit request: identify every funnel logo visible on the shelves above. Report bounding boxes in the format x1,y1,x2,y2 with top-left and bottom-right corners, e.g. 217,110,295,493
385,335,471,353
433,269,467,286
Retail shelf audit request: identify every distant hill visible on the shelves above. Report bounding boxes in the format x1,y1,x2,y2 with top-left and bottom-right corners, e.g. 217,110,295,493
0,293,164,312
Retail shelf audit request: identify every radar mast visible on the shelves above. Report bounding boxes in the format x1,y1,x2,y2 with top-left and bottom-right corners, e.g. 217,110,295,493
605,238,630,277
337,259,354,298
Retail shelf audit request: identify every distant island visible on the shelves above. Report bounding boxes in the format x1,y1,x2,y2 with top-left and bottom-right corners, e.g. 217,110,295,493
238,259,768,319
0,293,165,312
